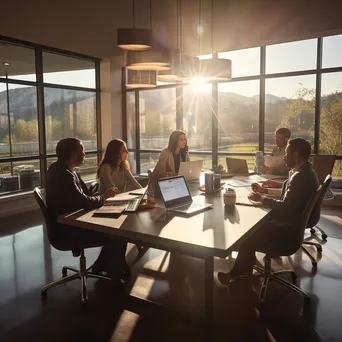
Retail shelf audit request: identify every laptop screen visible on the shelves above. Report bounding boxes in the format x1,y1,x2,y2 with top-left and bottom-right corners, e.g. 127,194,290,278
157,176,192,207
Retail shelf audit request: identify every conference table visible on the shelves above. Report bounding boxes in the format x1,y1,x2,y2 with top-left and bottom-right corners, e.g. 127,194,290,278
58,176,271,328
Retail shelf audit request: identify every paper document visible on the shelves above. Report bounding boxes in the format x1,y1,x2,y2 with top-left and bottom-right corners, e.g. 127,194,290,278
129,187,148,195
264,156,284,168
106,192,139,202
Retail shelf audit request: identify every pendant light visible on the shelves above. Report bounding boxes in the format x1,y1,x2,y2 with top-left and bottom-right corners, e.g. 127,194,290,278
199,0,231,81
125,69,157,88
125,0,170,71
158,0,199,82
117,0,152,51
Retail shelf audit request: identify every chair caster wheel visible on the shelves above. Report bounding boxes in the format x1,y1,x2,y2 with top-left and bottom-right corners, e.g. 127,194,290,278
62,267,67,277
317,246,323,254
310,228,316,235
322,234,327,241
41,289,47,299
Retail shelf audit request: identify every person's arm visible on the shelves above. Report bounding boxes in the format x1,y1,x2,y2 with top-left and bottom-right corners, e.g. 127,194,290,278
124,167,143,190
99,163,119,192
262,172,309,215
64,170,105,209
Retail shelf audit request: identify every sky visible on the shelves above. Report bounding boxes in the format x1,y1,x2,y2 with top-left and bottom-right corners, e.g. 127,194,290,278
1,34,342,98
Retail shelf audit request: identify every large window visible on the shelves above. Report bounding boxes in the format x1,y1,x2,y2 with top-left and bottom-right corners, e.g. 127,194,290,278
218,80,259,153
139,88,176,150
0,39,100,195
265,75,316,152
125,33,342,179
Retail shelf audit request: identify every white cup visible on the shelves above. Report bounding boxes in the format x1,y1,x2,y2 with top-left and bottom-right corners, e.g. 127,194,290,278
223,188,236,206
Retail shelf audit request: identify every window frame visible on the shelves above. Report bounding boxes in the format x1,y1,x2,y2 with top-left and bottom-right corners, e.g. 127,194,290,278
0,35,101,196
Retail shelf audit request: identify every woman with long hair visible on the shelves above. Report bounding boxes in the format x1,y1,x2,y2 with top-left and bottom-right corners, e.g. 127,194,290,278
97,138,142,194
152,130,189,179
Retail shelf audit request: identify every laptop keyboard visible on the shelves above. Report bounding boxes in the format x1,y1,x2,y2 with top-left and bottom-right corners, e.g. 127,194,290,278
104,199,140,212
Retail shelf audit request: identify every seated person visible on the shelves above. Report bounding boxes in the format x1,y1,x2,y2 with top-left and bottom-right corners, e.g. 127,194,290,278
97,139,142,194
45,138,129,283
260,127,291,176
152,130,190,179
218,138,319,284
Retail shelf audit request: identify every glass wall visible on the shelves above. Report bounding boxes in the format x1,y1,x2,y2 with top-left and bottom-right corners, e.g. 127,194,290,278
0,38,99,195
125,33,342,178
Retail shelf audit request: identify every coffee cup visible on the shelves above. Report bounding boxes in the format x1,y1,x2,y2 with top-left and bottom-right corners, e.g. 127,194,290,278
223,188,236,206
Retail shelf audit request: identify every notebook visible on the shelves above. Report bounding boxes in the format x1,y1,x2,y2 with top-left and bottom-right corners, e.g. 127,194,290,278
157,176,213,215
226,157,255,175
178,160,203,181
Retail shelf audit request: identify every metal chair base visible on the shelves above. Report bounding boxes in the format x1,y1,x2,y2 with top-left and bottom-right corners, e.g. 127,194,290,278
254,257,310,306
41,251,111,303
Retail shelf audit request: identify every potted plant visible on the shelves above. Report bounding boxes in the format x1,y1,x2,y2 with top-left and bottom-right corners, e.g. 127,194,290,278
211,164,225,175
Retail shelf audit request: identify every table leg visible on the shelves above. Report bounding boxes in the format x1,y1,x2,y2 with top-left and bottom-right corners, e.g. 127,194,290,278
204,257,214,334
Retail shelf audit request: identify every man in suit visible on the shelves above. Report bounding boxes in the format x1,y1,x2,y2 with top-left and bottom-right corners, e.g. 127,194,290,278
218,138,319,284
46,138,128,283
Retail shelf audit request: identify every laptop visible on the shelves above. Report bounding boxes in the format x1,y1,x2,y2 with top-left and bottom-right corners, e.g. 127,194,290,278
226,157,254,175
178,160,203,181
157,176,213,215
103,184,149,212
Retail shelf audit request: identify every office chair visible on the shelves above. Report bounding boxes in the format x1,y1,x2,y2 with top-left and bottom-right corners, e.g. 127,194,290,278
34,187,111,304
311,155,336,240
301,175,333,267
253,180,324,306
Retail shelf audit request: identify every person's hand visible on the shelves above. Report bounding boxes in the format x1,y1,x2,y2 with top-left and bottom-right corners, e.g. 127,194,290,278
104,187,116,199
262,179,281,188
248,192,265,203
251,182,266,194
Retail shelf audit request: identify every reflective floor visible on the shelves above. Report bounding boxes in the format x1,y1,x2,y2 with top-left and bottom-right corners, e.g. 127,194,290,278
0,208,342,341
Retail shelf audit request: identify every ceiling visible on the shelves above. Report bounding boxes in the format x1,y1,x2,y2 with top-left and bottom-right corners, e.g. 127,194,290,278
0,0,342,59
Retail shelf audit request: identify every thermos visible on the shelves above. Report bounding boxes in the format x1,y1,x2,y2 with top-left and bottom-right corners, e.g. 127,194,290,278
205,171,214,193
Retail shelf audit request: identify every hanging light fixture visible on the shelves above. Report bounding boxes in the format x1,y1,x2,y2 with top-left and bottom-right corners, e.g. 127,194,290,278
125,0,170,71
117,0,152,51
199,0,231,81
158,0,199,82
125,69,157,88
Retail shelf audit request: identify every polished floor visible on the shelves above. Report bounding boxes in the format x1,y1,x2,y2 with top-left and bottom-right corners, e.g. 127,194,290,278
0,207,342,341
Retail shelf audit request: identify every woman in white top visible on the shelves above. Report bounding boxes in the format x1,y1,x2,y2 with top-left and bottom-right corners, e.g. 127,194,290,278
152,130,190,180
97,139,142,194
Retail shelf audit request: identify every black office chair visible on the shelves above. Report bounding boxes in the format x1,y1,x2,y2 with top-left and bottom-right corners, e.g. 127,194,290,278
311,155,336,240
253,181,323,306
301,175,333,267
34,187,111,304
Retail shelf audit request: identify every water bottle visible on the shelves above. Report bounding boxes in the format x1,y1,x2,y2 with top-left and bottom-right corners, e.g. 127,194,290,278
254,151,264,174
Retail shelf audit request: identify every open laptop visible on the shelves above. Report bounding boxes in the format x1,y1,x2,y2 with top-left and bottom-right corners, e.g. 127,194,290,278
226,157,254,175
103,184,149,212
178,160,203,181
157,176,213,215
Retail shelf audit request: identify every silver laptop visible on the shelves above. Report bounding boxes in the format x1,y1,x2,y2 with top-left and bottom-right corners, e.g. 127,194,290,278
178,160,203,181
226,157,254,175
157,176,213,215
104,184,149,212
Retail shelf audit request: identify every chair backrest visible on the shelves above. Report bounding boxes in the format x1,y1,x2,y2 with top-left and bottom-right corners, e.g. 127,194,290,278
307,174,333,228
34,187,50,227
312,154,336,184
292,184,322,251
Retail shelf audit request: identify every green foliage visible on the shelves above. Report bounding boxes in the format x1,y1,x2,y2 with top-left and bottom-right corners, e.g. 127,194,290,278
212,164,225,174
13,119,38,142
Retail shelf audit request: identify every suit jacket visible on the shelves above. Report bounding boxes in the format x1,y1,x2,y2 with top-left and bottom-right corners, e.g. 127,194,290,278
46,161,105,221
263,161,319,223
152,148,190,179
